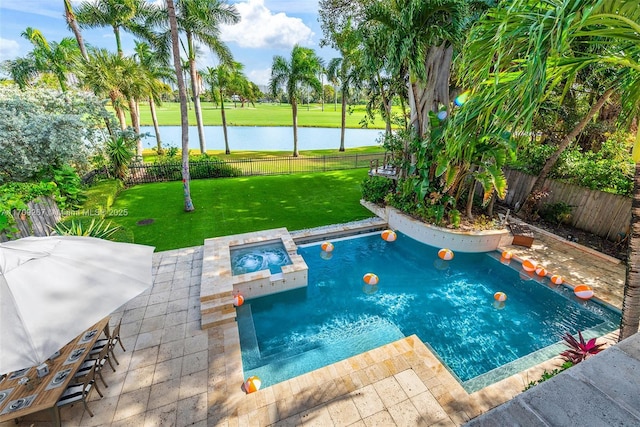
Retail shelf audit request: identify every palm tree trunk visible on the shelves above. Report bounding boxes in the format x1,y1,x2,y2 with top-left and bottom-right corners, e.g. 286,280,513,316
339,88,347,152
149,97,163,154
220,89,230,155
187,38,206,154
407,43,453,139
292,99,299,157
64,0,88,61
620,163,640,340
519,88,614,217
129,98,142,156
377,71,392,136
116,107,127,130
321,72,324,112
113,25,123,57
110,93,127,130
167,0,194,212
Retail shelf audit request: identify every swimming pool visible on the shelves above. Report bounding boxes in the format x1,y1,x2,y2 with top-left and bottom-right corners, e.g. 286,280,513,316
238,231,620,391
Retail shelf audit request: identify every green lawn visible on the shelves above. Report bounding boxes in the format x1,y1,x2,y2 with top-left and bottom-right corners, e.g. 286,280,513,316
134,102,396,129
141,146,385,162
107,169,374,251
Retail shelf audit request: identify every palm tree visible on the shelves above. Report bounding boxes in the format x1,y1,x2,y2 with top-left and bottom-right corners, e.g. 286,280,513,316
74,0,162,57
134,41,174,154
327,48,361,151
21,27,80,92
167,0,194,212
63,0,88,60
80,49,131,131
173,0,240,154
269,45,323,157
201,61,247,154
459,0,640,339
3,57,38,89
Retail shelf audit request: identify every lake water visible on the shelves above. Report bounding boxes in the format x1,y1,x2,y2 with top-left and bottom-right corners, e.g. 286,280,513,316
139,126,383,152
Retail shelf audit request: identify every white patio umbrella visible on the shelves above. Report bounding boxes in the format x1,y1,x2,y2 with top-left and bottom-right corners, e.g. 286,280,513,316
0,236,154,374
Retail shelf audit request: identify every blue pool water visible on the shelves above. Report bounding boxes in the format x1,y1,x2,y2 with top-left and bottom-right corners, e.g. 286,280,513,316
238,232,620,390
230,241,292,275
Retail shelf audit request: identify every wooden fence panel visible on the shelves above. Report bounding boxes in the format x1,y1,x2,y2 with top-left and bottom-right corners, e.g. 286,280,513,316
0,196,61,242
502,169,630,241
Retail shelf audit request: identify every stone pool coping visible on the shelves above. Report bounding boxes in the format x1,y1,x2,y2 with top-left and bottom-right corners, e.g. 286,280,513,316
210,318,619,425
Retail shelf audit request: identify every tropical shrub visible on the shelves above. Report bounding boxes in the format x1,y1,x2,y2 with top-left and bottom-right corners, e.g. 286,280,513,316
53,218,120,240
523,362,573,391
523,331,605,391
0,85,114,182
146,155,241,182
509,131,634,197
560,331,605,364
361,176,394,204
106,130,138,180
53,165,87,210
189,160,242,179
540,202,573,225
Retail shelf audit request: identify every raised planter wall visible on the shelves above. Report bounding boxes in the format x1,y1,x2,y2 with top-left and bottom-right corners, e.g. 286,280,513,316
361,201,512,252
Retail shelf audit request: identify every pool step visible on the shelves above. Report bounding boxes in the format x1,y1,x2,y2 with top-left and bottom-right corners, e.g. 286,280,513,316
242,320,405,387
200,295,236,329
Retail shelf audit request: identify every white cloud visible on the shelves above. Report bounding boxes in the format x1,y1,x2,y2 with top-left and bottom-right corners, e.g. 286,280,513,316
248,68,272,86
222,0,313,49
0,38,21,62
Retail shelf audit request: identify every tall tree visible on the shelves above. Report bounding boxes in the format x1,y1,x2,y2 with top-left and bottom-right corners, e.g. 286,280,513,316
21,27,80,92
134,41,174,154
80,49,129,130
63,0,88,60
3,57,38,90
167,0,194,212
327,56,355,151
202,61,247,154
173,0,240,154
75,0,161,57
364,0,467,139
80,47,152,154
269,45,323,157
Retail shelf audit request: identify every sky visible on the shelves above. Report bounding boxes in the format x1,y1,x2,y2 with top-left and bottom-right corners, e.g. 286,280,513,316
0,0,337,86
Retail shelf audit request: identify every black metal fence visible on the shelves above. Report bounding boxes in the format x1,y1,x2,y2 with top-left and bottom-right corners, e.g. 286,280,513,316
126,152,385,185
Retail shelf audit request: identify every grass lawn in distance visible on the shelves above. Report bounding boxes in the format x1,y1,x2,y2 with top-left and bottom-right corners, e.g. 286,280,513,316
134,102,399,129
107,169,374,251
141,146,385,162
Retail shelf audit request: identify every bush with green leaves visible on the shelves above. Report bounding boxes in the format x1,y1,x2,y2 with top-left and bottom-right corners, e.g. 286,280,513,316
106,130,138,180
540,202,573,225
0,85,114,183
361,176,395,204
523,361,573,391
53,218,121,239
145,155,242,182
509,130,633,196
53,165,87,210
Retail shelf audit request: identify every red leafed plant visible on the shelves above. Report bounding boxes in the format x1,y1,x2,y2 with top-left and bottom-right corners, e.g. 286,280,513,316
560,331,605,364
